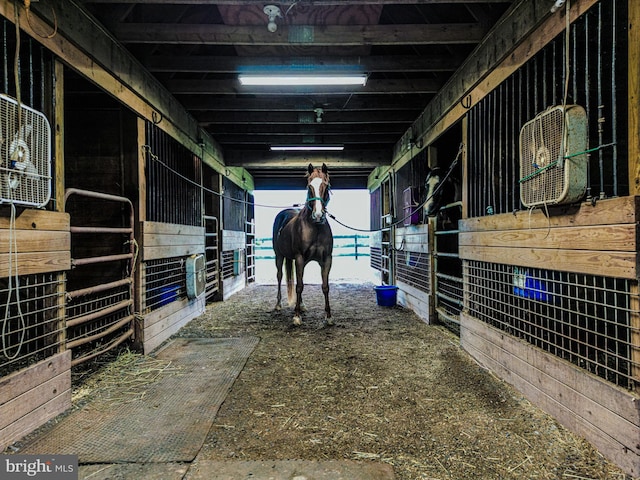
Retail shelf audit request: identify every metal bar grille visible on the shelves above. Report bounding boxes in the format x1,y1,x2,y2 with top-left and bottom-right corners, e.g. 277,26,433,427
467,0,628,218
395,250,430,293
465,260,639,390
370,245,383,272
221,250,244,280
144,257,187,311
1,22,51,112
0,273,63,376
145,122,202,226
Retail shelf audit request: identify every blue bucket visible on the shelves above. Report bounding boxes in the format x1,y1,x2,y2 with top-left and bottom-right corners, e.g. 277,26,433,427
374,285,398,307
158,285,179,306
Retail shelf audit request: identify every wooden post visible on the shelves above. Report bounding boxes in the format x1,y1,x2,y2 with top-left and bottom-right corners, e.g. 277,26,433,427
630,0,640,389
54,59,66,355
629,0,640,195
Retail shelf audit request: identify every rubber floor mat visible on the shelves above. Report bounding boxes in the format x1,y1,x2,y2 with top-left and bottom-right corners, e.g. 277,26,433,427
20,337,259,463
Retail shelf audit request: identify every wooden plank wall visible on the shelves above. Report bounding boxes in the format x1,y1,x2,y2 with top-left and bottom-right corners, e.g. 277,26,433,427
459,196,639,280
139,295,205,354
141,221,205,262
0,210,71,277
461,314,640,477
395,224,431,322
139,221,205,353
0,351,71,451
458,196,640,476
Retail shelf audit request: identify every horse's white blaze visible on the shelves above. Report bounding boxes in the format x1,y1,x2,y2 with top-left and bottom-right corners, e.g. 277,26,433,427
423,174,441,215
309,176,324,219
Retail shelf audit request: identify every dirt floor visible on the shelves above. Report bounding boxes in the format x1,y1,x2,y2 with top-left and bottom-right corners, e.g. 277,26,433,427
49,281,632,479
166,282,628,480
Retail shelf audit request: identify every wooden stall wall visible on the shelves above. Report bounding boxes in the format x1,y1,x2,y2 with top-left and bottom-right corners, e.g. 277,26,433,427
0,0,252,448
394,224,431,321
138,123,206,354
378,0,639,475
392,152,431,318
221,177,248,299
455,1,639,475
0,25,71,449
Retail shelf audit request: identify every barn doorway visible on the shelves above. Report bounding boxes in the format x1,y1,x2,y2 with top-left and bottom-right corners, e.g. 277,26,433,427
252,189,376,285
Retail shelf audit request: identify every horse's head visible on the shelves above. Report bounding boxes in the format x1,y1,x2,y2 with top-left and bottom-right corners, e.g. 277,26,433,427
306,163,331,223
423,167,444,217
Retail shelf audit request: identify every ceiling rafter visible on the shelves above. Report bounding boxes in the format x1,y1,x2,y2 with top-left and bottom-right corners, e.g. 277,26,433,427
76,0,513,187
112,23,488,46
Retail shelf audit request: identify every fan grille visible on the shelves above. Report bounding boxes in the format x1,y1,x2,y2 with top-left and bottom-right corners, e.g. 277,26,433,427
0,95,51,208
519,105,588,208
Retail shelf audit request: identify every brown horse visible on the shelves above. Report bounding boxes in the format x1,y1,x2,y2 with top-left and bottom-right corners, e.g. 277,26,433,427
272,163,333,326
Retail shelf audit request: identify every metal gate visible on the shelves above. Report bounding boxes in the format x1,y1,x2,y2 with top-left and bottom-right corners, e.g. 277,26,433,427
204,215,220,301
64,188,136,366
433,201,463,333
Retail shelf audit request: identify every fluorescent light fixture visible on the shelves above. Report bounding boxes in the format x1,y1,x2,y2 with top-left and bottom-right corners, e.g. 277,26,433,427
239,75,367,86
270,145,344,152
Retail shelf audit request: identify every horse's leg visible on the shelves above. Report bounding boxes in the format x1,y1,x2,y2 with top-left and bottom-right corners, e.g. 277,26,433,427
275,254,284,311
292,256,305,326
321,256,333,325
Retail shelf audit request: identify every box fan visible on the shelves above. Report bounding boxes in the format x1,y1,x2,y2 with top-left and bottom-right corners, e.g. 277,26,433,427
0,94,51,208
519,105,588,208
186,254,206,299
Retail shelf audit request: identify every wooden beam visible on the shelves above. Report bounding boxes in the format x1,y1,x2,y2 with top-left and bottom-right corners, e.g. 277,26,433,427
82,0,513,5
178,95,429,111
214,133,400,145
209,123,405,136
195,110,416,125
112,23,488,46
141,54,462,73
224,149,389,168
163,77,443,95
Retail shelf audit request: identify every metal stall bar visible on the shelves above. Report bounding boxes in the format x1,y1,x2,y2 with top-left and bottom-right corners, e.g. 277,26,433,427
246,218,256,284
203,215,220,300
64,188,135,366
433,201,463,333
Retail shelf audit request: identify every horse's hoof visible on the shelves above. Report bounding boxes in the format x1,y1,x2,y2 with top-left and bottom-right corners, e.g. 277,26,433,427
325,317,335,327
293,316,302,326
275,304,282,311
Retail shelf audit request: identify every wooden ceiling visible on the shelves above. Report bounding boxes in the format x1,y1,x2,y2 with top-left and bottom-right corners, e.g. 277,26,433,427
80,0,513,188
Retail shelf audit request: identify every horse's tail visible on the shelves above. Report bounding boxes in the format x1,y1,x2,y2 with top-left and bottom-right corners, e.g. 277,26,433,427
285,258,296,306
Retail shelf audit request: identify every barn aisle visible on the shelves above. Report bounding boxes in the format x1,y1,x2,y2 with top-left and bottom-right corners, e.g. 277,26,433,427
11,283,626,479
175,283,626,480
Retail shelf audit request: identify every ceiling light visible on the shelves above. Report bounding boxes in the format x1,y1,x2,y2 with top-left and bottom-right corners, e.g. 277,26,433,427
270,145,344,152
239,75,367,86
263,5,281,33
